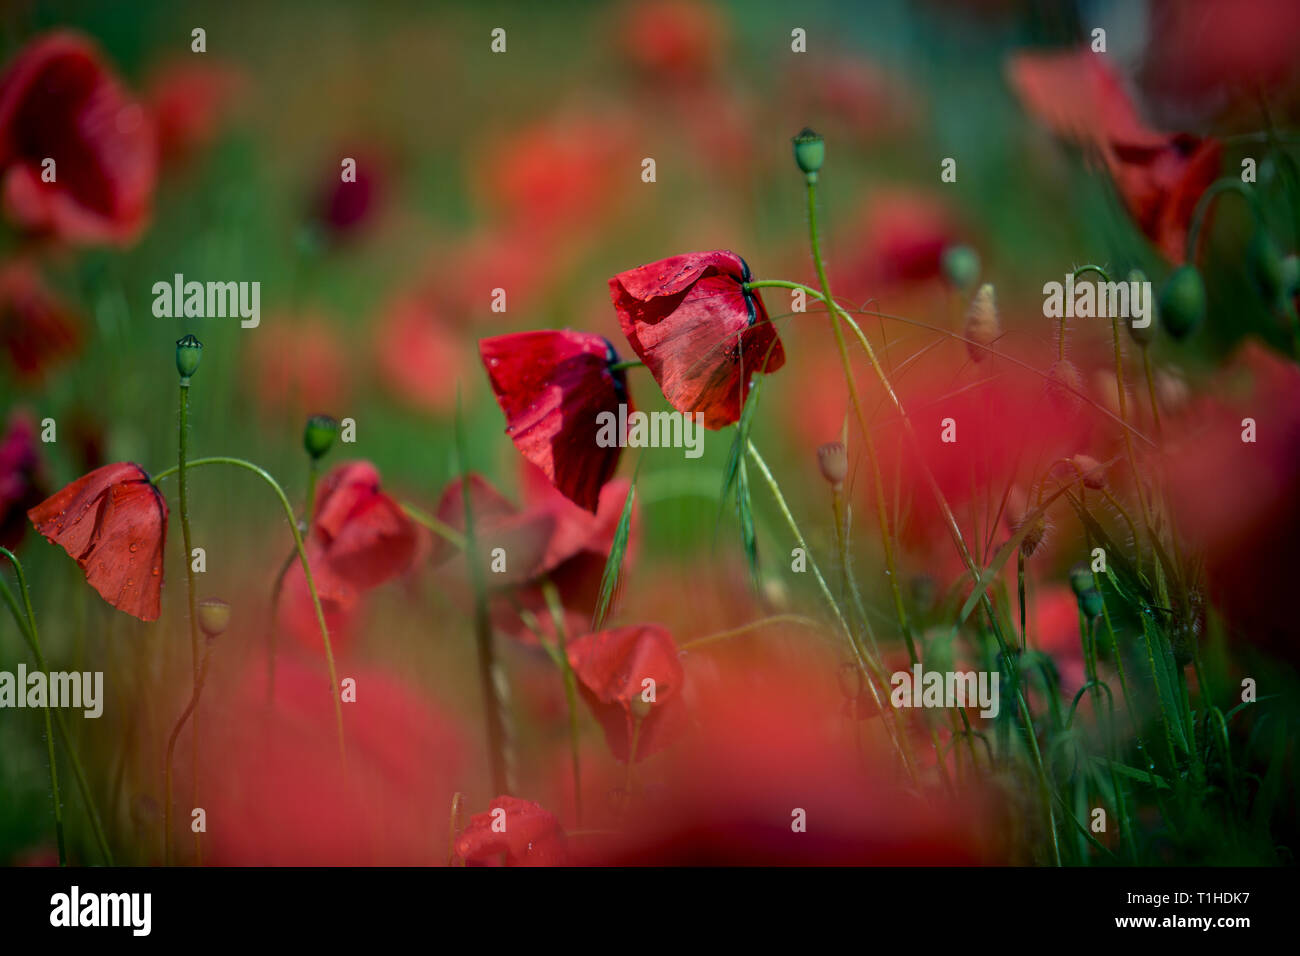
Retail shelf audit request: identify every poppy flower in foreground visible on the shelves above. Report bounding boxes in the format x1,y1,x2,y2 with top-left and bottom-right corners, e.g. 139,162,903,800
0,31,156,245
280,460,420,654
27,462,168,621
454,795,568,867
480,329,631,513
567,623,687,762
1006,49,1219,264
609,250,784,430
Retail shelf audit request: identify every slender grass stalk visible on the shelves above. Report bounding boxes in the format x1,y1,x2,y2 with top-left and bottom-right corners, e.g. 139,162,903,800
541,578,583,825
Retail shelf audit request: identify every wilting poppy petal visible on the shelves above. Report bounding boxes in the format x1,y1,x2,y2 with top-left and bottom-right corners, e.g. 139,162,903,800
480,329,630,513
609,250,784,429
0,31,156,245
454,795,567,866
27,462,167,621
567,623,687,762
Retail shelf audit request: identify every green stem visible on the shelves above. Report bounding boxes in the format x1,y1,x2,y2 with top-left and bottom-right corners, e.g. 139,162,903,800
164,638,213,865
176,383,203,862
541,577,583,825
153,457,346,766
609,359,643,372
1185,178,1261,265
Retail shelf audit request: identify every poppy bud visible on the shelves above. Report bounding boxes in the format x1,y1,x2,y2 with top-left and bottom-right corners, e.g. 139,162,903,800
1077,587,1104,619
1006,485,1048,558
1068,563,1094,598
303,414,339,461
1280,255,1299,298
1045,359,1083,416
175,334,203,382
1247,230,1285,304
941,244,981,293
963,283,999,362
197,597,231,639
1069,453,1106,489
792,128,824,179
817,441,847,488
1126,269,1156,346
1157,265,1205,340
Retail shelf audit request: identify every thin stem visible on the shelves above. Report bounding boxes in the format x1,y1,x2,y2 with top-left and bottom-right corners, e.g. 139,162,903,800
1141,349,1163,442
1185,178,1261,265
153,456,346,765
176,383,203,863
679,614,823,651
164,638,214,865
401,502,466,550
609,359,643,372
541,578,583,825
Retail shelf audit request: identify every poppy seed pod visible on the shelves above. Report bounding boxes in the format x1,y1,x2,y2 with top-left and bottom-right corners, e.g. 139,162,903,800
1158,265,1206,340
792,128,824,179
817,441,848,488
175,334,202,381
197,597,231,639
1126,269,1156,346
963,283,999,362
303,414,339,461
941,244,981,293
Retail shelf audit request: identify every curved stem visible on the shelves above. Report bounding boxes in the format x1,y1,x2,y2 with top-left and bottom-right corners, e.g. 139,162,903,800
679,614,822,651
153,456,346,766
1185,178,1261,265
164,638,213,865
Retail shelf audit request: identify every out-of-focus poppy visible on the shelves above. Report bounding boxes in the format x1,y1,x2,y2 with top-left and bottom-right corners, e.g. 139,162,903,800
144,59,243,168
373,293,465,415
0,31,156,245
567,623,687,762
27,462,168,621
454,795,568,866
0,261,82,382
247,314,350,420
279,461,420,654
609,250,784,429
311,147,384,240
831,191,964,296
616,0,725,88
204,656,466,865
1007,49,1220,263
0,410,45,552
480,329,631,513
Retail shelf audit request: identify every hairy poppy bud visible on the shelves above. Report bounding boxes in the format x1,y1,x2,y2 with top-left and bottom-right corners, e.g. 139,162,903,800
1070,453,1106,489
1006,485,1048,557
197,597,231,639
303,414,339,461
175,334,203,382
1158,265,1205,340
817,441,848,488
1247,230,1285,304
1068,563,1094,598
1045,359,1083,416
792,128,824,179
1126,269,1156,346
1078,587,1104,619
941,244,981,293
964,283,999,362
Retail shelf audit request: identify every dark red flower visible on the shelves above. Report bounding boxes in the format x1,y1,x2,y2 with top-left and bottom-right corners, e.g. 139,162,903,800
312,147,385,239
609,250,784,429
1007,49,1220,263
0,261,82,382
27,462,167,621
480,329,631,513
280,461,420,654
0,410,46,552
454,795,568,866
0,32,156,245
567,623,687,762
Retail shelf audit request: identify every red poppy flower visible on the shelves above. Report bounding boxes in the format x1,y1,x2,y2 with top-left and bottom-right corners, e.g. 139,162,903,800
480,329,631,513
567,623,687,763
279,461,420,654
0,261,82,382
246,314,350,420
617,0,725,88
454,795,567,866
312,146,384,239
0,32,156,245
144,59,243,168
609,250,784,429
27,462,167,621
0,410,45,552
1007,49,1220,263
374,293,465,415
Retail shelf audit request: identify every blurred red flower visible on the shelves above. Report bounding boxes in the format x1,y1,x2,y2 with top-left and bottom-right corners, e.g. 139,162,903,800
832,191,963,296
0,260,81,382
0,410,46,552
280,461,420,654
480,329,631,513
312,147,385,240
617,0,725,88
27,462,168,621
454,795,567,867
1007,49,1220,263
0,31,156,245
373,293,465,415
247,314,350,419
144,59,243,168
568,623,687,763
610,250,784,429
205,656,466,865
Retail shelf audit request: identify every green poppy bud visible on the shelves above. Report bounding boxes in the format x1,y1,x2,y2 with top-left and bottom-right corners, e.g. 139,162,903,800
792,128,825,179
1280,255,1299,298
941,244,981,293
1158,265,1206,340
1126,269,1156,346
1247,230,1285,304
1068,564,1094,598
175,334,203,382
303,414,339,461
1078,588,1105,620
197,597,231,639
